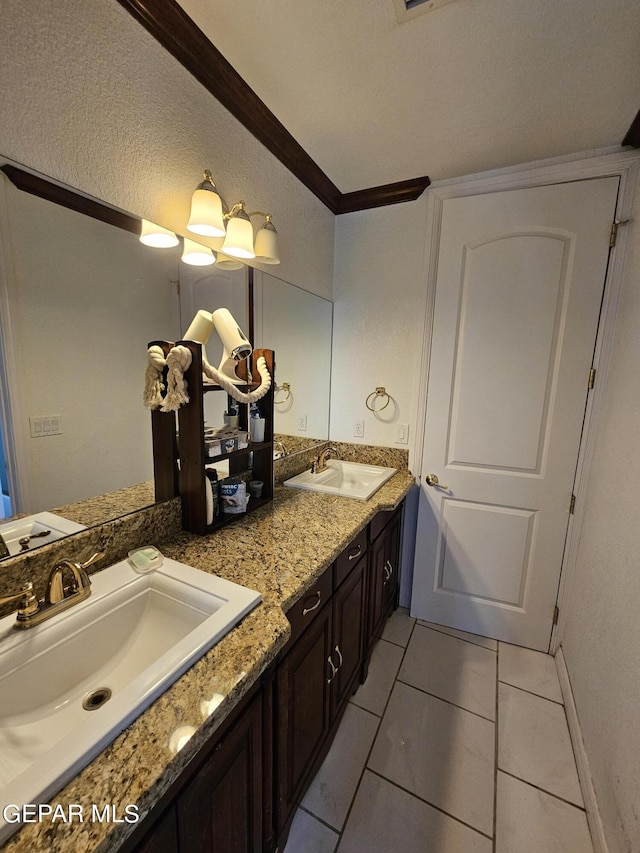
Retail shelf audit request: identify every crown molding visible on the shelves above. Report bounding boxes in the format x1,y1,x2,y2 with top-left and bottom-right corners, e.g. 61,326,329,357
115,0,429,214
0,164,140,234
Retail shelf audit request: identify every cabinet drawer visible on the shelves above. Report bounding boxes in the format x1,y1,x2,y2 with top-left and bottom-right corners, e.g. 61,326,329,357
286,565,333,648
333,528,368,590
369,506,401,542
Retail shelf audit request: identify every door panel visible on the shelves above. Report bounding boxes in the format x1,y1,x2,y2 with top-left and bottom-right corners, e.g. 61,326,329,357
449,234,568,472
412,177,619,650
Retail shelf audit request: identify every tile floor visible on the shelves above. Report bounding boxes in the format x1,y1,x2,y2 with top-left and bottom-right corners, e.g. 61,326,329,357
283,610,593,853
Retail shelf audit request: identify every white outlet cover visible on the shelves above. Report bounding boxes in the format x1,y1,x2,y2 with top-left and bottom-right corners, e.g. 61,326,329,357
297,415,307,432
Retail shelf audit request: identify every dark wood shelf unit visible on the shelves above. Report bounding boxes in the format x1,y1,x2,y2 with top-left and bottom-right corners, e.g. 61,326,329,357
175,340,275,535
148,340,180,503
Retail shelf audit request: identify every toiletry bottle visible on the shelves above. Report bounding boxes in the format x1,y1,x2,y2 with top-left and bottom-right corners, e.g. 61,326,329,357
205,469,220,519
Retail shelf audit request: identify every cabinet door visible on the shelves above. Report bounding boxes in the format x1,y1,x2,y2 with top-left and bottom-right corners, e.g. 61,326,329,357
177,693,263,853
276,602,332,834
368,530,389,651
382,508,402,616
331,557,366,717
133,806,179,853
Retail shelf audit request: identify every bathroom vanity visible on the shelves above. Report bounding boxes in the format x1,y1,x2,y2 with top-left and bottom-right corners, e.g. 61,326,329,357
0,468,412,853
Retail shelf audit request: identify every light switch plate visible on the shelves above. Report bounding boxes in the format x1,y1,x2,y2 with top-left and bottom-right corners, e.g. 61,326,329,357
395,423,409,444
30,416,62,437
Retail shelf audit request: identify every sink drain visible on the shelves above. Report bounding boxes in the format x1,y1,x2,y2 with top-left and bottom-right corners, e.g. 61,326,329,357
82,687,112,711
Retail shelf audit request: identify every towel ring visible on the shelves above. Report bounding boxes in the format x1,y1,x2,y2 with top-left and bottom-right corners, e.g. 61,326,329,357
274,382,291,403
366,387,390,412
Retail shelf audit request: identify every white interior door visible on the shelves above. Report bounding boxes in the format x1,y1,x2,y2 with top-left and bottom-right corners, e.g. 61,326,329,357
411,177,619,650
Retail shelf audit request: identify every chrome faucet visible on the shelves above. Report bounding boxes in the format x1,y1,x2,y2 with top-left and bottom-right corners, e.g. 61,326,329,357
312,445,341,474
0,551,104,630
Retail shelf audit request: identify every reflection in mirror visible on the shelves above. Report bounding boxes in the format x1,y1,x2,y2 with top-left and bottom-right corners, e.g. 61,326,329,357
253,272,332,456
0,166,250,541
178,263,249,434
0,171,181,520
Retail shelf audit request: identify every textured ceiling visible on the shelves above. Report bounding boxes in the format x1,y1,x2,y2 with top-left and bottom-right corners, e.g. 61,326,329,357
177,0,640,193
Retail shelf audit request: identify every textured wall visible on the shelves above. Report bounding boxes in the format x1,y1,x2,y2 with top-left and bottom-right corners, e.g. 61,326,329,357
330,198,428,456
0,0,334,299
561,174,640,852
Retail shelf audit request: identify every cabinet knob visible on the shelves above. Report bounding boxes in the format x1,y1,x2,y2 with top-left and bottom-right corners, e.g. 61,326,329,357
302,590,322,615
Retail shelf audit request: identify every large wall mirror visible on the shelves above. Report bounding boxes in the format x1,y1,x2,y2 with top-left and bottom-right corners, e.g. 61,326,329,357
0,161,333,548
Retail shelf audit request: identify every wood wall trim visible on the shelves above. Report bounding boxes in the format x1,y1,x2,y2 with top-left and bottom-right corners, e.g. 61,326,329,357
115,0,429,214
1,164,140,235
337,176,431,214
622,108,640,148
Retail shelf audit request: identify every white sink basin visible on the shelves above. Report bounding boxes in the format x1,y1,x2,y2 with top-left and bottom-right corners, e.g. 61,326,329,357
284,459,397,501
0,556,261,842
0,511,86,558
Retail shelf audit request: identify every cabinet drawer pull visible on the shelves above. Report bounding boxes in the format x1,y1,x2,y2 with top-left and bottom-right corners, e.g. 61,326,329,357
333,645,343,671
302,591,322,615
327,656,338,684
386,559,394,576
383,564,390,583
348,544,362,561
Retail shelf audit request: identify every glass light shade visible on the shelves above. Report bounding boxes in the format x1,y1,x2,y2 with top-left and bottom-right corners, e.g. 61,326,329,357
187,187,225,237
181,238,216,266
221,212,255,259
254,220,280,264
139,219,179,248
215,252,245,271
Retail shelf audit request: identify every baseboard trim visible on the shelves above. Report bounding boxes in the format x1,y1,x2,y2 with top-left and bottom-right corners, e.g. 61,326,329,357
555,647,608,853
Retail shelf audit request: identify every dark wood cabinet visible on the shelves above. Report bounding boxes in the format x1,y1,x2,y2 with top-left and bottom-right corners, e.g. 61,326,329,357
365,506,403,675
331,556,366,717
126,500,404,853
275,539,368,840
275,600,333,831
133,806,179,853
177,691,263,853
127,689,264,853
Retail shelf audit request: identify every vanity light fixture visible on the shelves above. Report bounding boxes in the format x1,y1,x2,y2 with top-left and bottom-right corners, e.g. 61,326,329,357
181,237,216,266
215,252,245,271
139,219,179,248
186,170,226,237
187,169,280,265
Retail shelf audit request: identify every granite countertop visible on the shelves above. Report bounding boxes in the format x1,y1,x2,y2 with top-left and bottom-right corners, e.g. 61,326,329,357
2,471,414,853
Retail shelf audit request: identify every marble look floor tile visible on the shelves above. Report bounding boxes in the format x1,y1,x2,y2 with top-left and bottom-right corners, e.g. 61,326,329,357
496,772,593,853
368,682,495,836
417,620,498,651
498,642,563,703
381,606,416,647
399,624,497,720
301,702,379,830
283,807,338,853
340,770,492,853
498,683,583,806
351,639,404,716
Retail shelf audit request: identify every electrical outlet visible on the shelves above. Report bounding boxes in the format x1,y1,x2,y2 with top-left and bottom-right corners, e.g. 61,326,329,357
297,415,307,432
395,423,409,445
353,419,365,438
29,416,62,437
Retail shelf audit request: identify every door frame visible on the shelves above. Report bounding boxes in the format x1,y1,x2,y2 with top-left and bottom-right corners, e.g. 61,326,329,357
412,147,640,653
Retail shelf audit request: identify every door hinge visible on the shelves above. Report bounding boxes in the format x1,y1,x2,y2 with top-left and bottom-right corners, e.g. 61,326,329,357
553,605,560,626
569,494,576,514
588,368,596,390
609,219,630,248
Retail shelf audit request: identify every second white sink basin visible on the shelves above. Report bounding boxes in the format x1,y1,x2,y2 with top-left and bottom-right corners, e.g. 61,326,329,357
0,556,261,842
0,511,86,558
284,459,397,501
